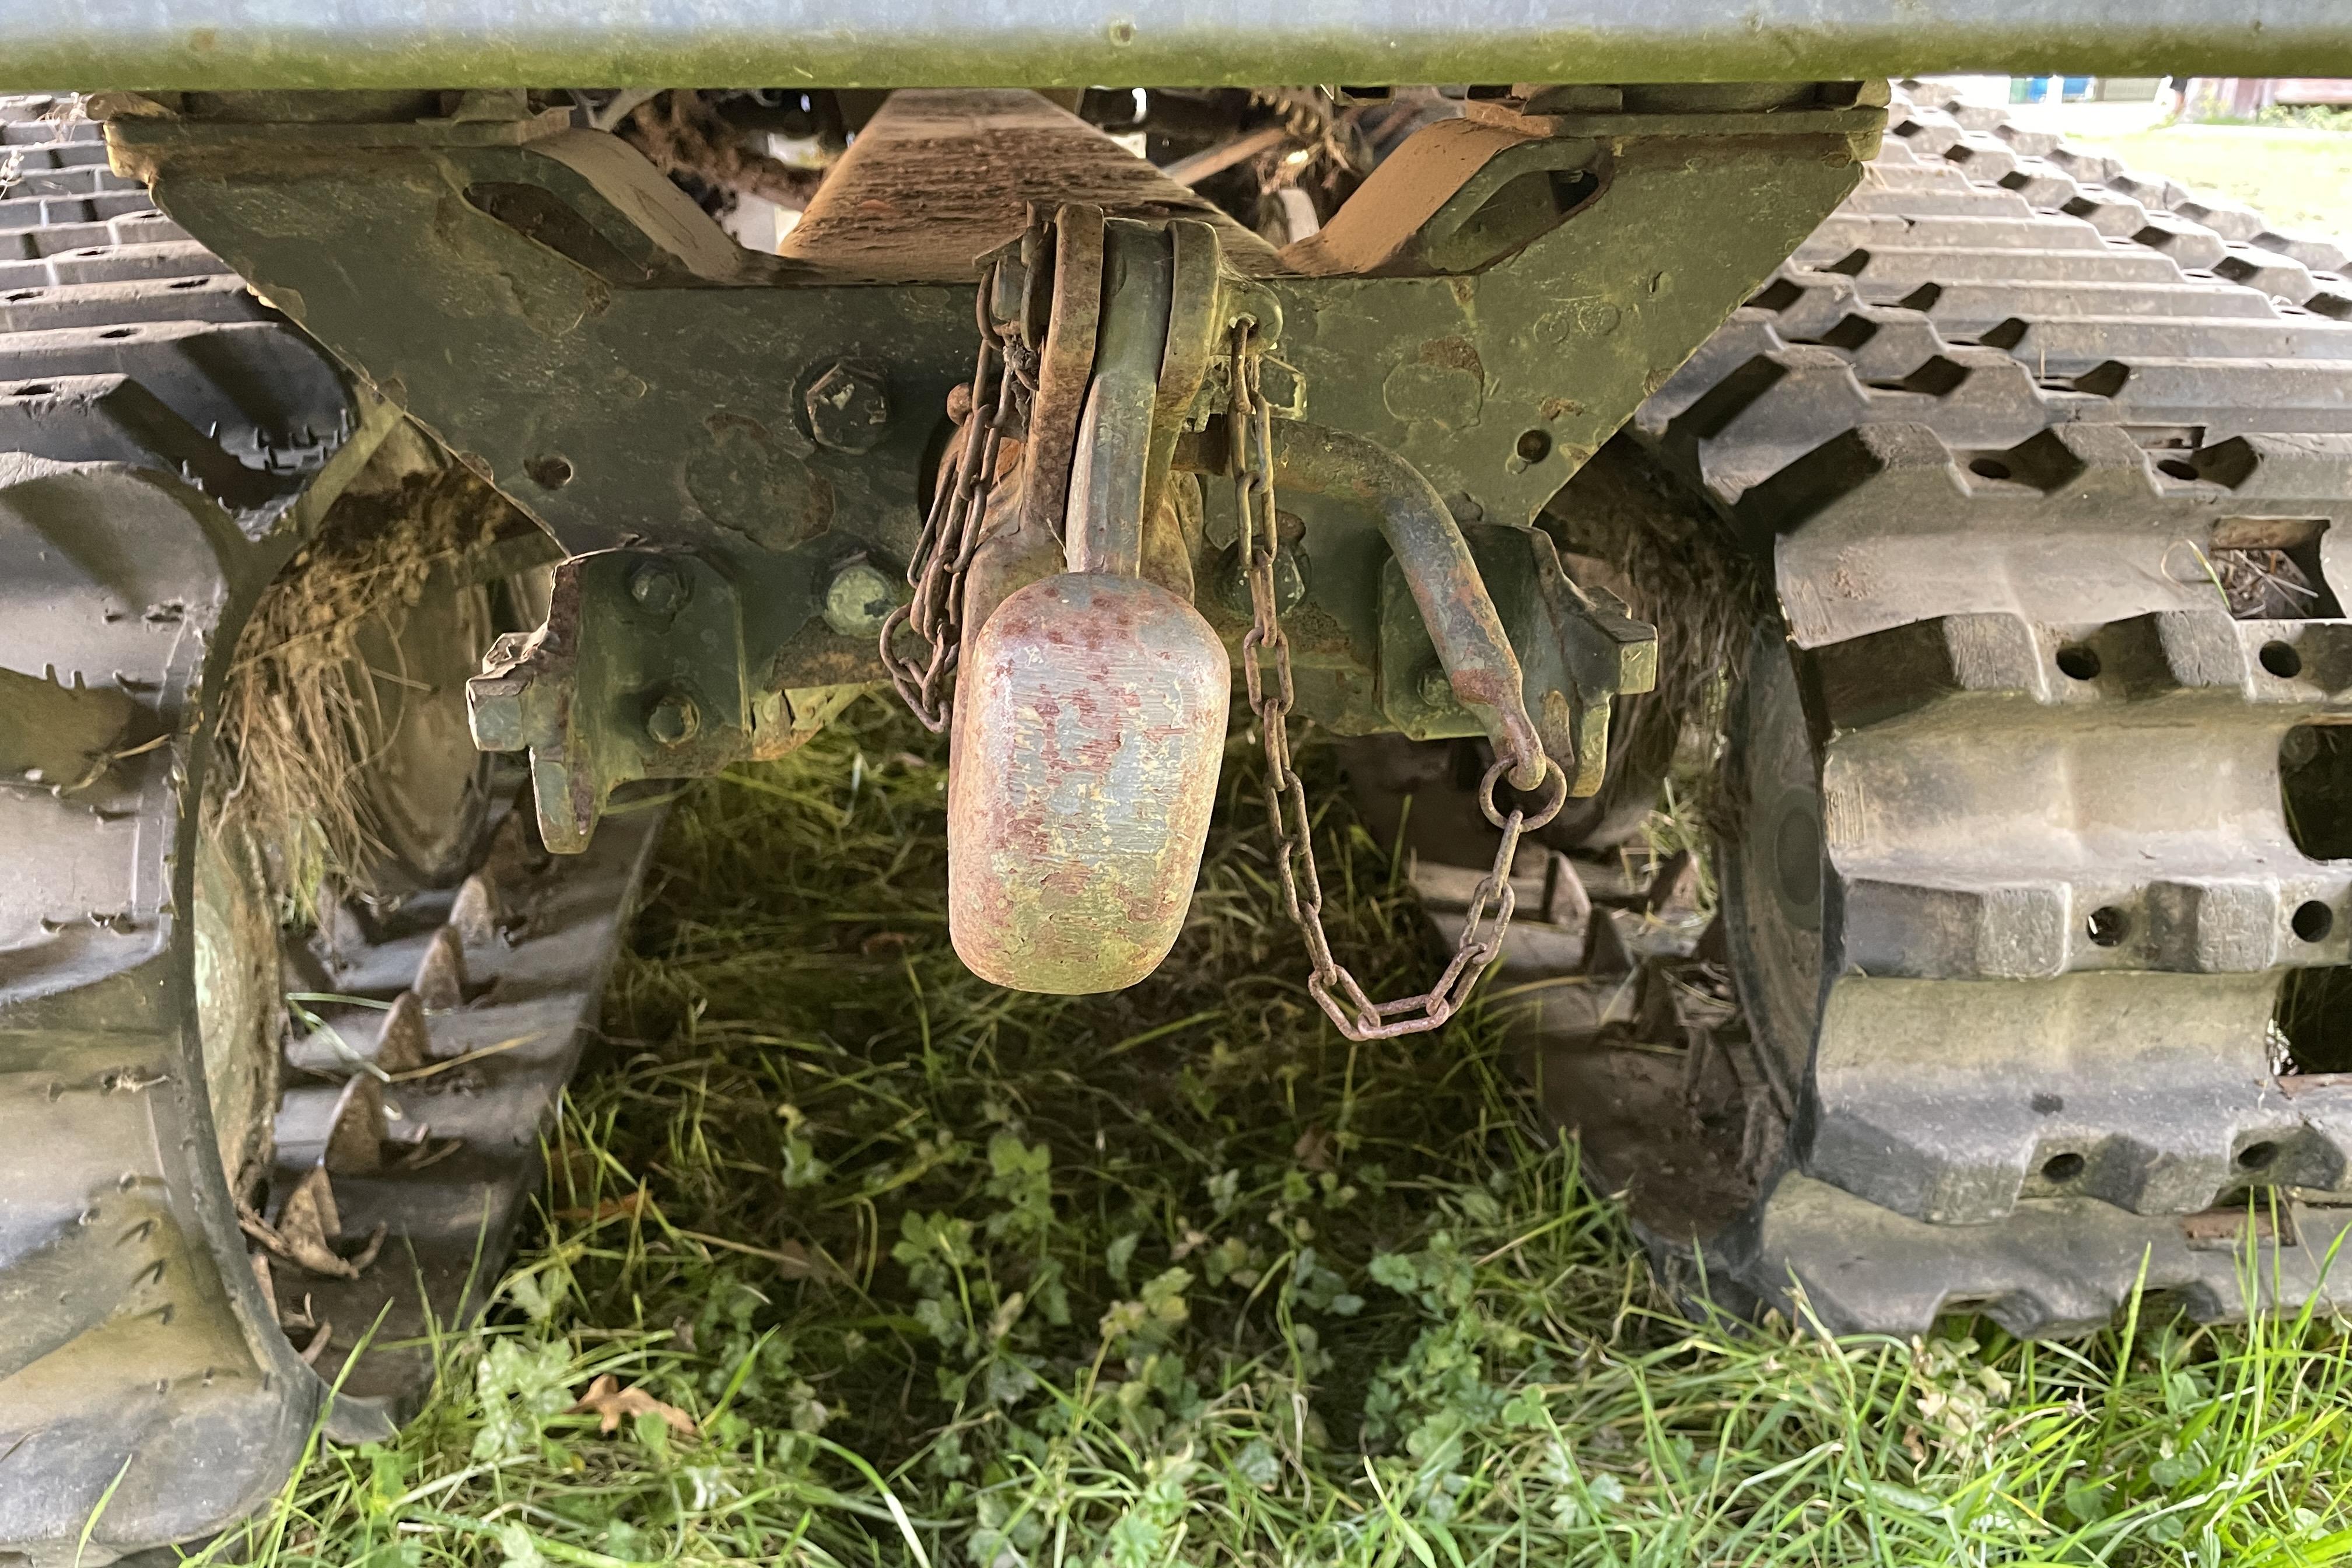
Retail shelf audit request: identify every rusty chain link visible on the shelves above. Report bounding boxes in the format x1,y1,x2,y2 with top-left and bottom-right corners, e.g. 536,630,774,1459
1230,321,1565,1039
890,268,1563,1030
879,275,1030,731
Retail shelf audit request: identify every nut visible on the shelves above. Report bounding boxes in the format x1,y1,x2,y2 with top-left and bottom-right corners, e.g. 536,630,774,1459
465,674,529,752
628,559,688,616
823,560,900,637
645,691,700,748
465,633,539,752
804,361,891,454
1418,665,1456,709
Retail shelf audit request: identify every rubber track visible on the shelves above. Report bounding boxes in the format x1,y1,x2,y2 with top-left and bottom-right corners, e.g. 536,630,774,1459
1585,83,2352,1335
0,97,653,1563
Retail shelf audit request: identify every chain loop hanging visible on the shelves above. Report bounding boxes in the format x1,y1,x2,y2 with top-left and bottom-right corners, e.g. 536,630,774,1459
878,274,1029,732
1228,320,1565,1039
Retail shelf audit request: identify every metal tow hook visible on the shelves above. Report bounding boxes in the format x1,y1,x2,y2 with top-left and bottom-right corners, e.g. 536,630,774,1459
946,211,1231,994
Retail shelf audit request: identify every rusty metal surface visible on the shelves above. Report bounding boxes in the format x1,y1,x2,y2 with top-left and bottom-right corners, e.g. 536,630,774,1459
1143,218,1224,532
1230,330,1567,1038
783,92,1273,284
1065,219,1171,577
1374,524,1655,795
947,573,1229,993
1272,421,1545,789
949,213,1224,995
882,297,1016,732
110,86,1852,851
1021,203,1108,552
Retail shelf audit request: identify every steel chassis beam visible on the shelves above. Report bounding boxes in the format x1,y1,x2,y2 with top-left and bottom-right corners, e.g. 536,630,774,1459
12,2,2352,92
107,85,1865,845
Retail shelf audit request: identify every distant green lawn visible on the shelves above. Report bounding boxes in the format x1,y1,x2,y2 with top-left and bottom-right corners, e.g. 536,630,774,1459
2081,125,2352,238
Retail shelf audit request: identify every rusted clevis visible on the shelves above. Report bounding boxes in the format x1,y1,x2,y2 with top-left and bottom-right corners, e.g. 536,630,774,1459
904,203,1652,999
944,212,1229,992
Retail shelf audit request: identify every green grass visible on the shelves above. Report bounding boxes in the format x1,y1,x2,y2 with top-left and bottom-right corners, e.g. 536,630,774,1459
203,701,2352,1567
2072,125,2352,239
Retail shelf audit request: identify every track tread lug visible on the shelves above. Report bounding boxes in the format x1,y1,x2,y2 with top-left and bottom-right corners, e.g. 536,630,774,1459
1584,79,2352,1329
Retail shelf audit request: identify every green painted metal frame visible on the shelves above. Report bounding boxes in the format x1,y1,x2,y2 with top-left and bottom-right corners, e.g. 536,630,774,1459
106,84,1868,845
13,1,2352,91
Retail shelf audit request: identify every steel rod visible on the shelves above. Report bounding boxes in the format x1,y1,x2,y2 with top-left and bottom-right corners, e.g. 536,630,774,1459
12,1,2350,92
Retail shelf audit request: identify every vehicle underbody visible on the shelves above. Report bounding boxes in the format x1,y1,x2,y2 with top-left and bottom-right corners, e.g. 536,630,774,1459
4,52,2352,1559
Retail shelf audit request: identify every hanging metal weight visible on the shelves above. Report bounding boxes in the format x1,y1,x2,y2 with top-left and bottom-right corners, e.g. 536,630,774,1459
946,214,1231,993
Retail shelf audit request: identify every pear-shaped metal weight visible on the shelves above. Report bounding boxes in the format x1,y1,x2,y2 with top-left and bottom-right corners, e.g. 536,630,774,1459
947,572,1229,993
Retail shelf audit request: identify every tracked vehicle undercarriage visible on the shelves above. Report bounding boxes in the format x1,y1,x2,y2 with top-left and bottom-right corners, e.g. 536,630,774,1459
4,40,2352,1560
1392,79,2352,1338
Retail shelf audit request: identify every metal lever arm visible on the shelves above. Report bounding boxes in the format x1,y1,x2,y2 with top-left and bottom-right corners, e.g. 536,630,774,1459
1066,220,1172,575
1270,422,1548,790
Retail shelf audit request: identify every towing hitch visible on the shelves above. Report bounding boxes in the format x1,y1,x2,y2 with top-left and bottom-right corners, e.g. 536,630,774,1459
918,203,1602,1000
932,212,1232,993
101,83,1884,1003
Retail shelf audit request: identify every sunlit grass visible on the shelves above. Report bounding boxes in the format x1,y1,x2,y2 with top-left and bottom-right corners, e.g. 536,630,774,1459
2068,124,2352,239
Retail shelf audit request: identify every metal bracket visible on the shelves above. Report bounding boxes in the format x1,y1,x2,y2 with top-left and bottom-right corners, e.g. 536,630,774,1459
466,550,776,852
1379,525,1657,794
108,85,1867,847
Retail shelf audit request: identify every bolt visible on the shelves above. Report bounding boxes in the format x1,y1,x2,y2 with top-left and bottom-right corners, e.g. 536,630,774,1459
824,560,900,637
466,680,527,752
1418,666,1455,709
646,691,700,748
804,360,891,453
1215,534,1311,619
629,559,687,617
465,644,536,754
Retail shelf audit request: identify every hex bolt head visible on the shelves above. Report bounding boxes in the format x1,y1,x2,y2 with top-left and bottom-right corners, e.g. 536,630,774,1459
1214,538,1310,618
1418,666,1455,708
646,691,700,748
629,560,688,616
464,632,538,752
824,560,900,637
466,676,528,752
805,361,891,453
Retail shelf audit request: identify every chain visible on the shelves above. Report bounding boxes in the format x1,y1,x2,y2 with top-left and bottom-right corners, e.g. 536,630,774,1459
879,275,1030,732
1229,321,1566,1039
